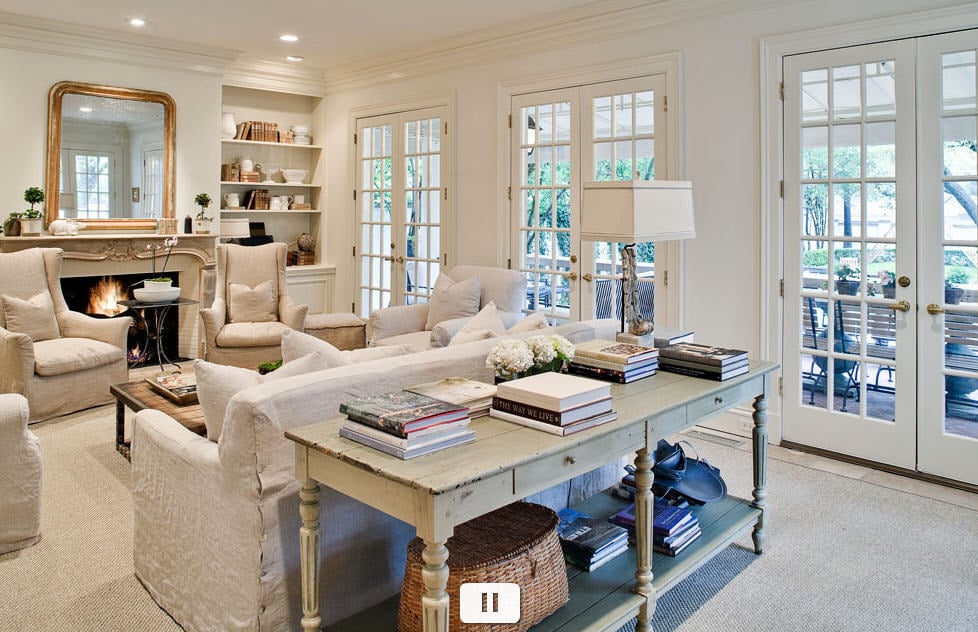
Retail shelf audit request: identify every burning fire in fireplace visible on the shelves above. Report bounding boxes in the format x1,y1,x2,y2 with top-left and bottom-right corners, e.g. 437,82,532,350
87,276,129,316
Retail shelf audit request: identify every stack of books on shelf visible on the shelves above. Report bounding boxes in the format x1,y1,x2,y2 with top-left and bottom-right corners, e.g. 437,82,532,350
405,377,496,419
566,339,659,384
609,498,702,557
489,372,616,435
557,508,630,572
657,343,749,381
235,120,280,142
338,390,475,459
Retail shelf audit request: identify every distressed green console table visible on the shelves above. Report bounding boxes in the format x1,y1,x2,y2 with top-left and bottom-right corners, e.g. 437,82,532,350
286,360,777,631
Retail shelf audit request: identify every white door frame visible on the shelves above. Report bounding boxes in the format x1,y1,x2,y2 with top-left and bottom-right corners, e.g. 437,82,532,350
761,3,978,444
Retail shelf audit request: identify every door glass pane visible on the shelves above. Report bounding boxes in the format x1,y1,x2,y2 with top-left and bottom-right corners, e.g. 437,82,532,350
832,124,862,178
865,122,896,177
832,65,862,119
942,116,977,176
865,60,896,117
832,183,862,239
802,126,828,178
944,309,978,438
802,69,829,122
942,51,976,111
943,180,977,242
865,183,896,239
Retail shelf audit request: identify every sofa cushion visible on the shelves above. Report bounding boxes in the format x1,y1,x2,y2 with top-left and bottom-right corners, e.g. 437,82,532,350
372,330,436,352
196,353,326,442
507,311,551,334
32,337,124,376
2,290,60,342
449,301,507,345
228,280,276,323
430,310,525,347
283,329,412,367
424,274,481,331
216,321,291,348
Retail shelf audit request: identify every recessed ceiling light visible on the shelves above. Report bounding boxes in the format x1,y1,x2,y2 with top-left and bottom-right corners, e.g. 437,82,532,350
129,18,146,27
279,34,298,42
286,55,305,62
79,107,92,113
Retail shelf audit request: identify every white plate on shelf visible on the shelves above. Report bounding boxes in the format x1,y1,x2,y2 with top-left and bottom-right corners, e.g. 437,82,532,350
134,287,180,303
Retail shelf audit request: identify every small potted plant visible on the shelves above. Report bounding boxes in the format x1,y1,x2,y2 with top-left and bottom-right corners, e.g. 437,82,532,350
20,187,44,236
3,211,22,236
878,270,897,299
194,193,213,234
945,279,965,305
835,264,860,296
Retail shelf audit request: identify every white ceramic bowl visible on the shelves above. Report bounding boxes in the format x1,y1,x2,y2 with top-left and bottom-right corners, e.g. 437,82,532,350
282,169,307,184
291,125,310,135
133,287,180,303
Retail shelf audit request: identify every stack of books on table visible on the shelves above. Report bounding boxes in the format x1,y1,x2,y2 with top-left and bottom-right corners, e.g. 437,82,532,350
566,339,659,383
609,498,702,557
404,377,496,419
338,390,475,459
489,372,616,435
557,508,630,571
657,342,750,381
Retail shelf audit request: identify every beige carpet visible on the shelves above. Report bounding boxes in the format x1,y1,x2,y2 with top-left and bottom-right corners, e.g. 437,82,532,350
3,399,978,631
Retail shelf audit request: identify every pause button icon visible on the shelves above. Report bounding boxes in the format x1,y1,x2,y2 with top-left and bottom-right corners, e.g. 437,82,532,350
459,582,521,623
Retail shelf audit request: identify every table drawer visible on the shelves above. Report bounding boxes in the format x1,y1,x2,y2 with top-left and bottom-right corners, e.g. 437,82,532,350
513,425,645,497
686,376,762,422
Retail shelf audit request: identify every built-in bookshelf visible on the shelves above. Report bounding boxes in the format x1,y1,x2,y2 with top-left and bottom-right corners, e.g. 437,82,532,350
220,84,333,313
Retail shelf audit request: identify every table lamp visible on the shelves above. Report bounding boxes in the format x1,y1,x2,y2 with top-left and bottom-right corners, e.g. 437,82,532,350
581,180,695,344
220,218,251,244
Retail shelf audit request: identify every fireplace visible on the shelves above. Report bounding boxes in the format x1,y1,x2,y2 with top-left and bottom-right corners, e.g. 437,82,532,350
61,273,184,367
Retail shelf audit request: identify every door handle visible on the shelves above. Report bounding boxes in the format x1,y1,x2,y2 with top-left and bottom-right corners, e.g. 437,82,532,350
564,272,578,281
582,272,593,282
395,256,405,263
926,303,945,315
382,256,394,262
888,300,911,312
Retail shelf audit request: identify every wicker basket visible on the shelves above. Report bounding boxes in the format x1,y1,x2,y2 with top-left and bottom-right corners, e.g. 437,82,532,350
398,502,568,632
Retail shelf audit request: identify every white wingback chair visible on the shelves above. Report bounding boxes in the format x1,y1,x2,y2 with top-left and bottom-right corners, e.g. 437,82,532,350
199,242,308,369
0,393,41,554
367,265,527,349
0,248,131,422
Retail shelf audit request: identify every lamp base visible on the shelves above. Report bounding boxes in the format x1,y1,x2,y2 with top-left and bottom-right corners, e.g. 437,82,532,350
616,331,655,347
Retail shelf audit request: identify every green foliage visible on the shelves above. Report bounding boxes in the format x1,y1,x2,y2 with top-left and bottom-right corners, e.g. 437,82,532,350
946,269,971,286
194,193,212,220
21,186,44,218
257,359,282,375
802,249,828,267
835,264,858,281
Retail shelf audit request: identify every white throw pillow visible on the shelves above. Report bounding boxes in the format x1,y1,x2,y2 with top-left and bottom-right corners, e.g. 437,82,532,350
507,312,551,334
1,290,60,342
196,354,322,442
228,280,276,323
283,329,410,367
448,301,507,346
424,274,482,330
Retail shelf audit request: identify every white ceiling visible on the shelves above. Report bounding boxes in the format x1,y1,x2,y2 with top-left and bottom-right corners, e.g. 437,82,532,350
0,0,619,71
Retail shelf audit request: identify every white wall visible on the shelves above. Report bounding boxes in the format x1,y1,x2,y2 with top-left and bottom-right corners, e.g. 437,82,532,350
321,0,974,360
0,47,220,231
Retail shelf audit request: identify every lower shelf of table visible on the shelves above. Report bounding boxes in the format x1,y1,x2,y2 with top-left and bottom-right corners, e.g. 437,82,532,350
326,493,760,631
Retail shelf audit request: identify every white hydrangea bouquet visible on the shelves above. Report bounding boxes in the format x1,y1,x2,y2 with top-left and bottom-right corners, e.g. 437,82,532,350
486,333,575,382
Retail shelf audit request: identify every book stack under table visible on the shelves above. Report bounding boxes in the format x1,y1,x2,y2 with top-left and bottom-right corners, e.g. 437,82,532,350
657,342,750,381
566,339,659,383
609,499,702,557
338,390,475,459
557,508,630,571
489,371,617,435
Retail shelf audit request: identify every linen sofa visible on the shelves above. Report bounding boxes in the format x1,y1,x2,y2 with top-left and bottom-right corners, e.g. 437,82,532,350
130,318,620,631
368,264,527,350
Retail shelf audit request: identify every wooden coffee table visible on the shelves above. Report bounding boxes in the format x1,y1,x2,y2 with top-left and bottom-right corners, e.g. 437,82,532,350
111,380,206,460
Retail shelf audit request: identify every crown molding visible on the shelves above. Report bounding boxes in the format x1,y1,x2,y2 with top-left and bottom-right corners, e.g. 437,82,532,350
222,58,328,96
323,0,790,94
0,10,238,76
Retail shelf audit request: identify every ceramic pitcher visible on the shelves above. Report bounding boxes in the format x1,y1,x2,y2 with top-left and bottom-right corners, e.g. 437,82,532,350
224,192,240,208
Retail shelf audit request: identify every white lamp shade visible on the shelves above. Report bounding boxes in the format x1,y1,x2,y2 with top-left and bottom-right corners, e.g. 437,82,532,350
581,180,695,242
220,218,251,239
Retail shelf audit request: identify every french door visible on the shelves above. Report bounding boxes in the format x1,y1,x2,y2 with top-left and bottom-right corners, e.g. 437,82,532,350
510,76,667,323
782,31,978,485
355,107,449,316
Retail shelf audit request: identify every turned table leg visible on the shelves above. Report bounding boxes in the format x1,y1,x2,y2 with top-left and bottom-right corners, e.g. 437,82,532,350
421,539,450,632
751,393,769,554
633,447,656,632
299,479,322,632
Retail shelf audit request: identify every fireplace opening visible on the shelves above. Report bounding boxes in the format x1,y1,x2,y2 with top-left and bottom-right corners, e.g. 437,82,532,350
60,273,186,368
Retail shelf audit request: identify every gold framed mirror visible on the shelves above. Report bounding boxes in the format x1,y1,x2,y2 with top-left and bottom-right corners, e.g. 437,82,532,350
46,81,175,231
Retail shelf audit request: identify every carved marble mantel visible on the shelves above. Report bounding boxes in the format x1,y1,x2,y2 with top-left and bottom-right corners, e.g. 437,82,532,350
0,233,217,359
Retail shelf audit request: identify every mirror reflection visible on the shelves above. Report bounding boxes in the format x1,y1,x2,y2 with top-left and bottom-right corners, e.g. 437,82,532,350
46,82,175,230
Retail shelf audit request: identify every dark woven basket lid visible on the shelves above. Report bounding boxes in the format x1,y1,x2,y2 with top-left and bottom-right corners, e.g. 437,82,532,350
406,502,559,569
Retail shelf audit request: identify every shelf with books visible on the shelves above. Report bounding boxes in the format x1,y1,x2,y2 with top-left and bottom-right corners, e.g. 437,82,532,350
221,138,323,150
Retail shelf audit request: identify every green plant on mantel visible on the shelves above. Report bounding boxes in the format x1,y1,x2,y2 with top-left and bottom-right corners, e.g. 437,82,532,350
22,187,44,219
194,193,213,221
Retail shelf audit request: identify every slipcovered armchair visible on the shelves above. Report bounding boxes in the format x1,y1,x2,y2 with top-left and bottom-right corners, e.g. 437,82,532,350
199,242,308,369
368,265,527,350
0,248,130,422
0,393,41,554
